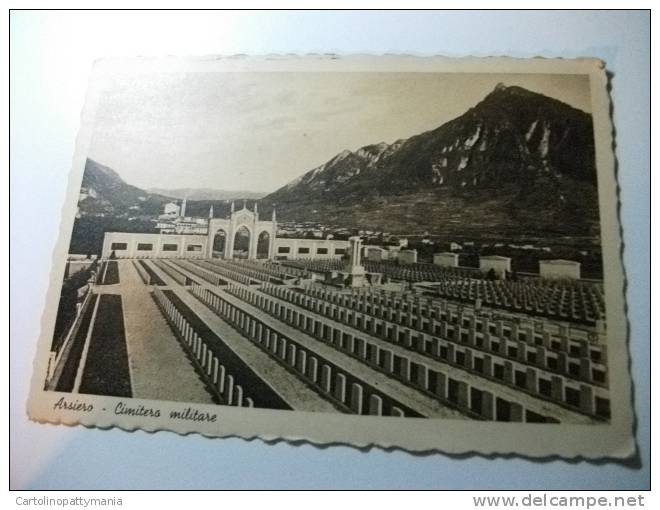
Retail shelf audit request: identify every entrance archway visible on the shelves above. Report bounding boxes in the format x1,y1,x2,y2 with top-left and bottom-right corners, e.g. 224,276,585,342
212,230,227,258
256,231,270,259
233,225,251,259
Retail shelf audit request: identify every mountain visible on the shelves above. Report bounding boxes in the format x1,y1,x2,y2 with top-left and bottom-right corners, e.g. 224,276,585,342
147,187,266,201
78,159,172,217
262,84,600,238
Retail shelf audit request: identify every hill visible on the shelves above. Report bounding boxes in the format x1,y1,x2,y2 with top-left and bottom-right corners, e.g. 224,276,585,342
78,159,172,217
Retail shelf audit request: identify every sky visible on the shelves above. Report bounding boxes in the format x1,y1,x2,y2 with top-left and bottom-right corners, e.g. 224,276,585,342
88,71,591,194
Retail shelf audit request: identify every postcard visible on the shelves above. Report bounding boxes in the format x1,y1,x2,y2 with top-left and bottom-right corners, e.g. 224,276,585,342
26,55,634,459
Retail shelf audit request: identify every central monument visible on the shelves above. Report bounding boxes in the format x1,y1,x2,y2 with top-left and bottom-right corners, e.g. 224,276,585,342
341,236,368,287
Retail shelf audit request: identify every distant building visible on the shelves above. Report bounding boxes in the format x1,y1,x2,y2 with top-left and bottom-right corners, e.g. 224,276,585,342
161,202,180,218
397,249,418,264
159,217,209,235
479,255,511,278
539,259,581,280
157,200,210,234
365,246,389,261
433,252,459,268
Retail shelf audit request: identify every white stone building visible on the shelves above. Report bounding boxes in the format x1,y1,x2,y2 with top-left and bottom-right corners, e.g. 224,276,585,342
397,249,418,264
539,259,582,280
433,252,460,268
365,246,389,261
161,202,181,218
479,255,511,278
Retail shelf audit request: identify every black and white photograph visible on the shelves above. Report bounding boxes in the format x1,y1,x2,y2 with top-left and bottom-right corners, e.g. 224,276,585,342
26,55,633,457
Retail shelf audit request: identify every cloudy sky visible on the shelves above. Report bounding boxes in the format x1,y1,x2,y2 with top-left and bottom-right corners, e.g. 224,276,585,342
88,71,591,193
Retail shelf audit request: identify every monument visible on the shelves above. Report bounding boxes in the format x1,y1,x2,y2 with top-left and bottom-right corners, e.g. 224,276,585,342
344,236,367,287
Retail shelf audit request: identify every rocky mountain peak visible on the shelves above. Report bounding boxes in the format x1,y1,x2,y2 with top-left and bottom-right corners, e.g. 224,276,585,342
262,85,599,237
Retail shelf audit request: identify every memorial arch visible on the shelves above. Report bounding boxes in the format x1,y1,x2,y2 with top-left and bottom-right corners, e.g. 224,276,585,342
256,231,271,259
207,201,276,260
233,225,251,259
211,229,227,258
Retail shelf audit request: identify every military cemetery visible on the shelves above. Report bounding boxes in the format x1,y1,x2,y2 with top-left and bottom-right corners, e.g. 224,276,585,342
45,190,611,424
39,65,619,431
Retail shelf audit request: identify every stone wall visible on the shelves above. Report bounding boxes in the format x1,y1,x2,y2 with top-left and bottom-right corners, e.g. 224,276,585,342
273,238,350,260
102,232,208,259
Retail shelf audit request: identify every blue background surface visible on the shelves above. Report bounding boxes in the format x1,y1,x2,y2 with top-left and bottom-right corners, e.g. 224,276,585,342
10,10,650,489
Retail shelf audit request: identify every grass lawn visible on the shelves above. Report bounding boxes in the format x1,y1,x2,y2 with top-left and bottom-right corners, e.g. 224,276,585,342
79,294,132,397
101,261,120,285
55,294,98,392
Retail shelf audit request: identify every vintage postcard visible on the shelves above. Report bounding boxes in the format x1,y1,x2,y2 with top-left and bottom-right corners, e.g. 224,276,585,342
27,55,634,459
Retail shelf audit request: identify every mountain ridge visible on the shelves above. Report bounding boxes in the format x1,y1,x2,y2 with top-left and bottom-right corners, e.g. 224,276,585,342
147,187,267,201
261,84,599,237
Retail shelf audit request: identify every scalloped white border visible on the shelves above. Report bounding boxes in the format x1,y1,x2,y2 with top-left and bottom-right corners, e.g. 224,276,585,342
26,55,635,460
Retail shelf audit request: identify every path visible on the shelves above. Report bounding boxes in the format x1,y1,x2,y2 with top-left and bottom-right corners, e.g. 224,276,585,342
117,260,214,404
146,260,339,412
